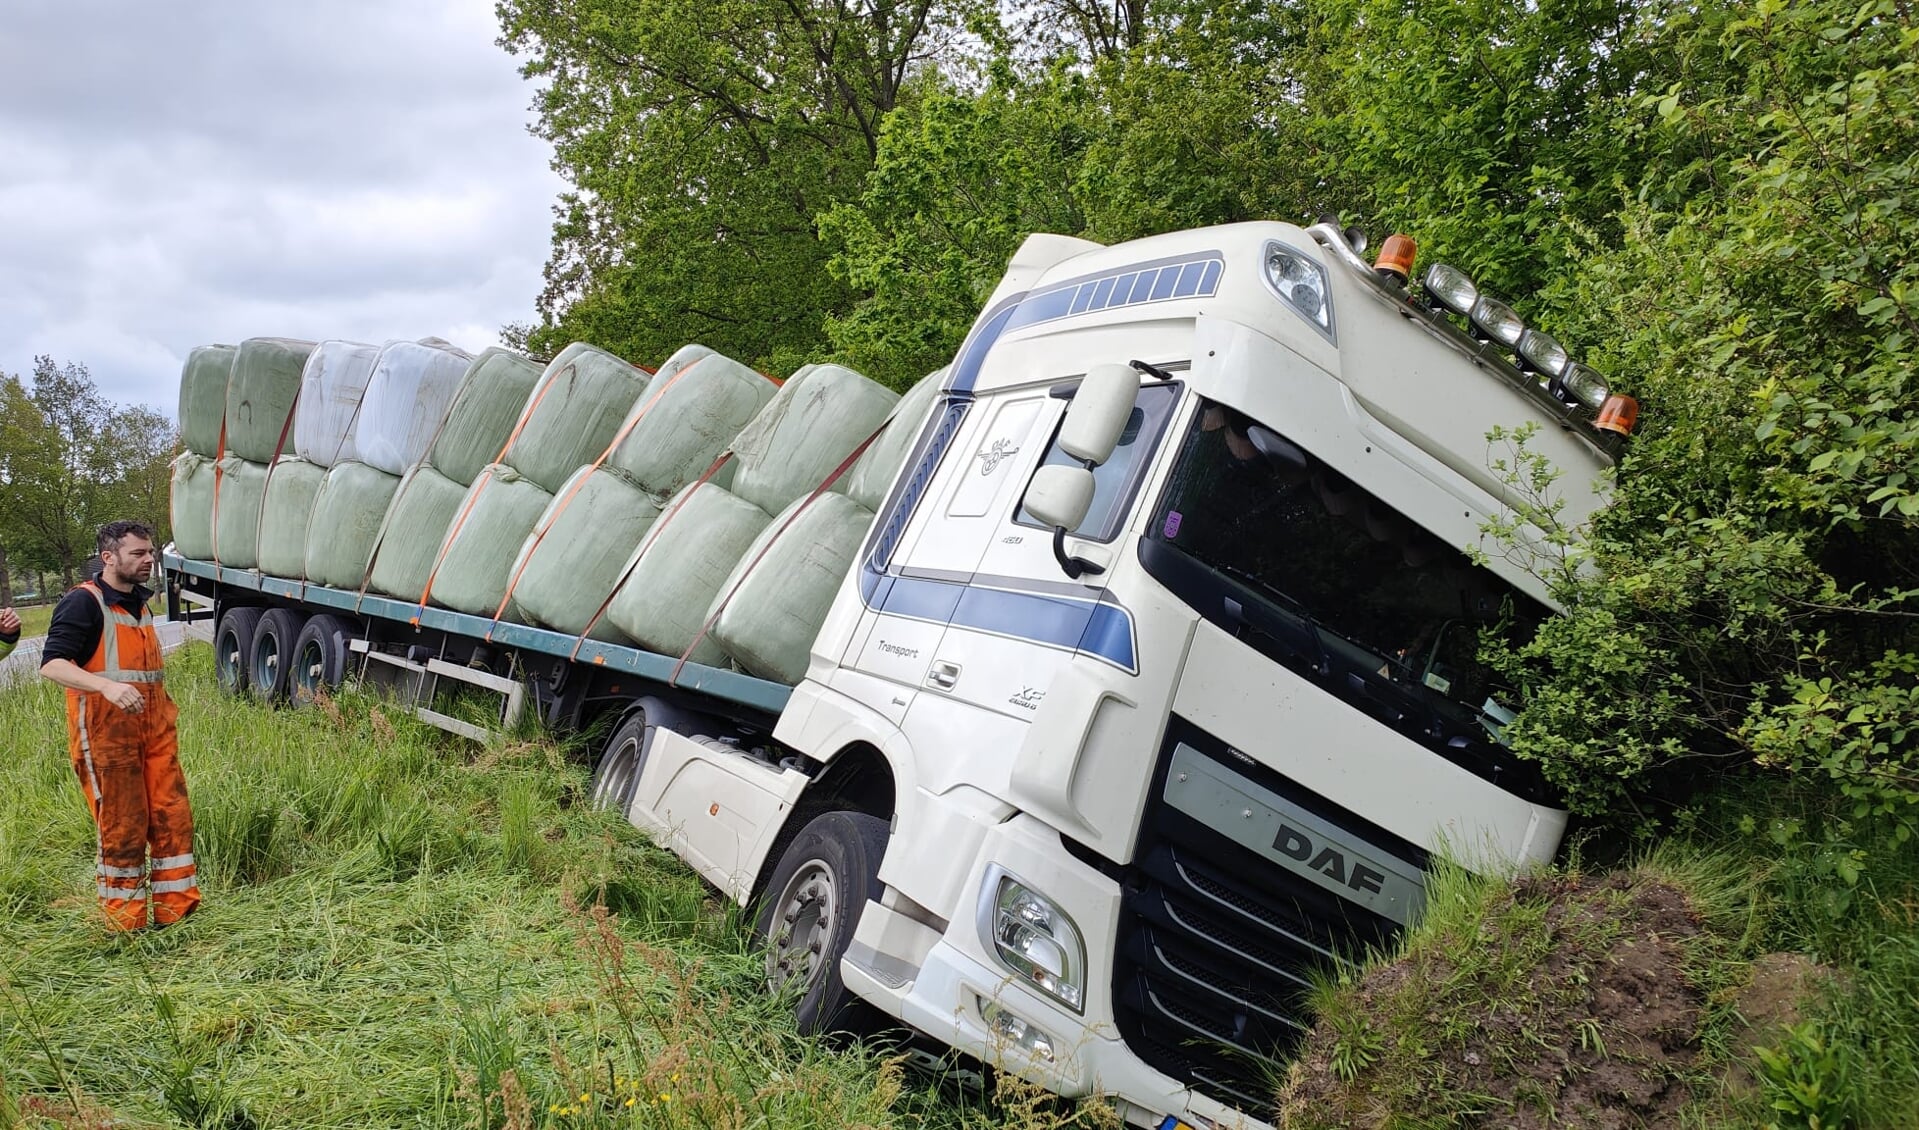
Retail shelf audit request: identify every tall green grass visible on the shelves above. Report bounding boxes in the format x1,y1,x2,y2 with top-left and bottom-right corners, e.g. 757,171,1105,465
0,646,1084,1130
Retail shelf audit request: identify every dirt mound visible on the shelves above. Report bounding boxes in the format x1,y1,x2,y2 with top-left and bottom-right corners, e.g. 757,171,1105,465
1278,870,1710,1129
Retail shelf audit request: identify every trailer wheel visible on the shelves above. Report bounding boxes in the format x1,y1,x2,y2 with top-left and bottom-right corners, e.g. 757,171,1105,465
214,607,264,696
753,810,889,1034
589,709,648,817
248,609,306,704
290,613,353,706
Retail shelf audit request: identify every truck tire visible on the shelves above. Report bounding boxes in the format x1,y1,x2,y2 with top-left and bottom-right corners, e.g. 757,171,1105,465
214,606,264,697
589,708,648,817
290,613,353,706
248,608,306,704
753,810,889,1035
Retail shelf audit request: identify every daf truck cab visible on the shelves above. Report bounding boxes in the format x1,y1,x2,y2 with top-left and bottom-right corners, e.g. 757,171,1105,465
601,220,1625,1128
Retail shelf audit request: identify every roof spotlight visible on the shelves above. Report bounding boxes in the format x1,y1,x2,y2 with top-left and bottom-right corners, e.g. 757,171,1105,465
1517,328,1569,378
1470,295,1525,348
1421,263,1478,317
1557,362,1611,410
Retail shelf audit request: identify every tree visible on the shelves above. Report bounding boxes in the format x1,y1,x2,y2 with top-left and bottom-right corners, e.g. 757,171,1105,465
497,0,974,371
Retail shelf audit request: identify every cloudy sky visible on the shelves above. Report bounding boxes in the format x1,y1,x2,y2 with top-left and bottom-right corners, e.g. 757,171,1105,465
0,1,567,418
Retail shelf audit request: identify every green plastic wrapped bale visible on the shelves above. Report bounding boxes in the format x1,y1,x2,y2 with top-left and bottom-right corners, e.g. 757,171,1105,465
303,462,401,590
606,482,770,666
366,463,469,601
709,492,876,685
427,464,553,617
256,457,327,579
728,363,898,515
212,456,268,569
169,452,218,560
178,345,235,457
843,368,946,511
427,347,544,487
226,337,316,463
606,349,776,497
503,343,651,494
508,467,663,641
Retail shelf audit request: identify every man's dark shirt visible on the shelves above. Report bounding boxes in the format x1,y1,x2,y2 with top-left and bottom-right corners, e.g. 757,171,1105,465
41,582,152,667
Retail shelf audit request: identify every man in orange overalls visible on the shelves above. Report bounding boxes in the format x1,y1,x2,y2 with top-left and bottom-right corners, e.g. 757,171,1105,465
39,520,200,931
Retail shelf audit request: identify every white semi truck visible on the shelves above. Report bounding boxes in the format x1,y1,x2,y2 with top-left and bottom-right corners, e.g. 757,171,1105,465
163,218,1631,1130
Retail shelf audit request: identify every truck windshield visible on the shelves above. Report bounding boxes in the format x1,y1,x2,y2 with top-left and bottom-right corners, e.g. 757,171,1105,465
1140,398,1551,782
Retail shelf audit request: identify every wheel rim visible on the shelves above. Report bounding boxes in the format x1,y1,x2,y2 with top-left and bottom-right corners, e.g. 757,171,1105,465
292,638,325,702
217,631,244,687
253,633,281,692
592,733,641,812
766,860,838,996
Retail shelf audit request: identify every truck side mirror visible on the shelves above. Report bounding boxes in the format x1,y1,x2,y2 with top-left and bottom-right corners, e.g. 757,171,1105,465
1025,464,1095,531
1059,364,1142,466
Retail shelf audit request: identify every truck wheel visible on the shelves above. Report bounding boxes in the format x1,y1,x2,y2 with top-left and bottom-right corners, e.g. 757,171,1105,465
248,609,306,704
589,709,648,817
214,607,264,696
753,810,889,1035
290,613,353,706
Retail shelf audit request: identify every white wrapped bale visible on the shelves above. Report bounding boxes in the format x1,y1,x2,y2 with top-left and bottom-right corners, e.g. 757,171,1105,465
255,457,327,579
843,368,946,511
426,464,553,617
507,467,663,641
606,349,776,496
366,463,468,601
503,343,651,493
178,345,235,457
211,456,268,569
294,340,381,468
708,492,875,685
303,462,401,590
428,348,543,487
728,363,899,515
226,337,316,463
355,339,475,476
606,482,770,665
169,452,218,560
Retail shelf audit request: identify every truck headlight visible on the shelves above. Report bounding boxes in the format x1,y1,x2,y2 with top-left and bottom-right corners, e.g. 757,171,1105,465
1517,328,1569,378
1557,361,1611,410
1421,263,1478,316
981,869,1088,1012
1469,295,1525,347
1262,241,1333,337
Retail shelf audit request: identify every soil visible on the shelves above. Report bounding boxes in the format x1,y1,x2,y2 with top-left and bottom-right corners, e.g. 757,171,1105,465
1279,871,1711,1129
1718,951,1834,1099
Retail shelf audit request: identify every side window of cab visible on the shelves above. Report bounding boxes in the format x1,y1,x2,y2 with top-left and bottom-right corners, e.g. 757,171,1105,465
1016,381,1180,541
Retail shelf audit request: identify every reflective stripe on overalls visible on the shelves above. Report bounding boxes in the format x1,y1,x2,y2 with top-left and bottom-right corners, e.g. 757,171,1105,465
66,582,199,931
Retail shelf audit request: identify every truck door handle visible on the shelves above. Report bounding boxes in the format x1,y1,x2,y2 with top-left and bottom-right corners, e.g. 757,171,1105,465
927,661,961,690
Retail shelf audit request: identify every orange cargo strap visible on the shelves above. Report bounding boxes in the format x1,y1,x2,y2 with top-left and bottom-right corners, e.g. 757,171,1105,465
489,358,708,632
568,450,734,662
667,417,890,687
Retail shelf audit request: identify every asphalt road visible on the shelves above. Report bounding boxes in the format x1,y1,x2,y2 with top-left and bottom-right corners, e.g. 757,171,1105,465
0,619,202,689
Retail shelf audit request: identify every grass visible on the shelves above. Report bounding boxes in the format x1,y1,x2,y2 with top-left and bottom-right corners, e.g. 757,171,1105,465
0,645,1096,1130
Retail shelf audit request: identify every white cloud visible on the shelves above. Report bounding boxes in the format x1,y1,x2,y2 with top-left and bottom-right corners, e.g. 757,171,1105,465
0,0,565,417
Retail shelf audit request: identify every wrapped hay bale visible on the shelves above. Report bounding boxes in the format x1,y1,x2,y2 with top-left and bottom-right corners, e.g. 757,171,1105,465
605,349,775,495
178,345,235,457
427,347,543,487
303,461,401,590
708,492,876,684
507,467,662,641
169,452,218,560
606,482,770,664
255,457,327,579
728,363,899,515
211,456,268,569
356,338,474,476
226,337,316,463
366,463,469,601
425,464,553,616
294,340,381,468
842,368,947,511
502,343,651,493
